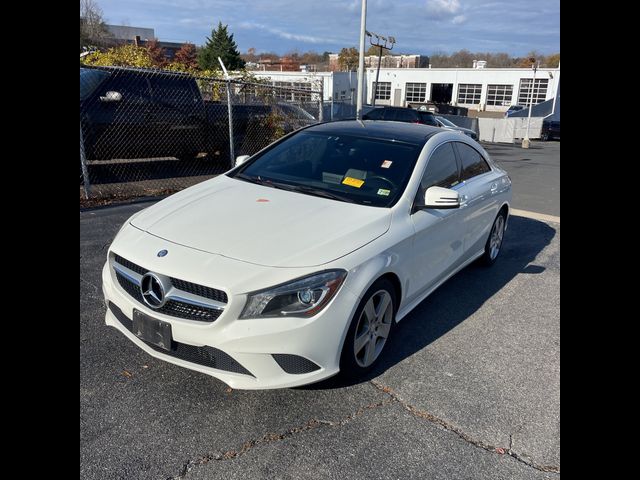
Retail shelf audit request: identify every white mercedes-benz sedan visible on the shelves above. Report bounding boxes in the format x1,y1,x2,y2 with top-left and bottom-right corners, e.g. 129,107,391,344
102,120,512,390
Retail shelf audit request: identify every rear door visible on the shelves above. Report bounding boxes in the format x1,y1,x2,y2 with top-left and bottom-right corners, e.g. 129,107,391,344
148,75,206,158
453,142,502,255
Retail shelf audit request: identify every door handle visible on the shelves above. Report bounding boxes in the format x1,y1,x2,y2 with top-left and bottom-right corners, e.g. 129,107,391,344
459,194,469,207
490,183,498,193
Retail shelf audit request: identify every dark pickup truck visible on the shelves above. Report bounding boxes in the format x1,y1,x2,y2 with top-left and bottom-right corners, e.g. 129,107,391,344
80,66,315,163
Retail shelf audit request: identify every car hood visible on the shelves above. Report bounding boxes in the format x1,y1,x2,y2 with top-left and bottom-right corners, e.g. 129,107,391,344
131,175,392,268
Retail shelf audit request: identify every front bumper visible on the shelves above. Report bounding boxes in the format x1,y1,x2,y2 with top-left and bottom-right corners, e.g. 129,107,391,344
102,257,361,390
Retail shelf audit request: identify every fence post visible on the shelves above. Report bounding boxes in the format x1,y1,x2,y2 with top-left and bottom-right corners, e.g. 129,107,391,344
330,94,334,121
226,79,235,168
80,121,91,199
218,57,235,169
318,81,324,123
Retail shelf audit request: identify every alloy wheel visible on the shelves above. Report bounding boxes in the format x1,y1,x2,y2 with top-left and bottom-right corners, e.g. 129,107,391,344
353,290,393,368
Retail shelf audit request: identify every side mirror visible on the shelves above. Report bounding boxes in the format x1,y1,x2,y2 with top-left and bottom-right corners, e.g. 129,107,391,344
423,186,460,209
99,91,122,102
235,155,250,166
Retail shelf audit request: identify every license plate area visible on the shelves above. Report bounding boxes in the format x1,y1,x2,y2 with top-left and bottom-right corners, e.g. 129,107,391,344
132,309,173,351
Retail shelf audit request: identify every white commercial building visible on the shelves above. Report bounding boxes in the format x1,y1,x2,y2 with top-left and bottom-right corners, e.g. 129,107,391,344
253,66,560,113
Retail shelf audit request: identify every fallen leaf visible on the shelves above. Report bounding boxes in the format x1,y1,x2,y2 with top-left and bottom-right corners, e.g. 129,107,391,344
495,447,505,454
225,387,233,393
142,365,149,369
122,370,133,378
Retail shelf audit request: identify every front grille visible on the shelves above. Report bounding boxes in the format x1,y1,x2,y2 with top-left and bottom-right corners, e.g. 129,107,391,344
112,254,226,322
170,277,228,303
272,354,321,374
115,271,144,303
114,254,146,276
108,302,253,376
160,299,222,321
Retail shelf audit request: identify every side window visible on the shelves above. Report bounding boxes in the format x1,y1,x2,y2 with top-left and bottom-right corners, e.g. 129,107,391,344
420,143,460,193
456,142,491,181
394,109,418,122
419,112,438,126
103,74,150,106
382,109,397,121
363,108,384,120
149,76,199,109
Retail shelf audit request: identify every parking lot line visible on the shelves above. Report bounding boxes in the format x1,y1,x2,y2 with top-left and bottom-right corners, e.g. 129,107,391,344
511,208,560,224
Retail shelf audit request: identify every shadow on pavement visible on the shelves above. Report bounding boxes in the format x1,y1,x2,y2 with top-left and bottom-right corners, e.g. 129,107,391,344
300,215,557,390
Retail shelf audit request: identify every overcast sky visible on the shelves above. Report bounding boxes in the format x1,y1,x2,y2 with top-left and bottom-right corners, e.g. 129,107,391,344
99,0,560,56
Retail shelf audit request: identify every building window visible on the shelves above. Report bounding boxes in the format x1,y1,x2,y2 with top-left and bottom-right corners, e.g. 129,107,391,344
405,82,427,103
292,82,312,102
517,78,549,106
487,84,513,106
457,84,482,104
273,81,291,100
372,82,391,100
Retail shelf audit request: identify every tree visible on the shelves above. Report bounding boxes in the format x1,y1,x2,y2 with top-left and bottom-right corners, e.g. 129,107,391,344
145,39,167,67
544,53,560,68
516,51,545,68
366,45,391,56
174,43,198,69
82,44,154,68
338,47,359,71
198,22,245,71
80,0,113,51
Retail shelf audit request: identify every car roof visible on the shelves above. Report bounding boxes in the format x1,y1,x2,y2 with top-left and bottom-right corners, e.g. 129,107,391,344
305,120,441,145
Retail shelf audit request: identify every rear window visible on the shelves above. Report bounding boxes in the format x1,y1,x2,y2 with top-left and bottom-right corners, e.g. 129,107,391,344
80,68,110,100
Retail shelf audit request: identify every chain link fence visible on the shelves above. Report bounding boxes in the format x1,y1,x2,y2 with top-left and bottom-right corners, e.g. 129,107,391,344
80,65,322,203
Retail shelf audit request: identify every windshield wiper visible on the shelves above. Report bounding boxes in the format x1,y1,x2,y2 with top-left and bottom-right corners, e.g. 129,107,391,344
235,174,357,203
287,185,357,203
234,173,267,185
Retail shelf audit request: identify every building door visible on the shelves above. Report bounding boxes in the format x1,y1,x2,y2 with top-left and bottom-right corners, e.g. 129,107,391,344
431,83,453,104
393,88,402,106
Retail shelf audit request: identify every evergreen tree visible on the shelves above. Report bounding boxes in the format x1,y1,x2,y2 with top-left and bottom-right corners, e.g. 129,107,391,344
198,22,246,71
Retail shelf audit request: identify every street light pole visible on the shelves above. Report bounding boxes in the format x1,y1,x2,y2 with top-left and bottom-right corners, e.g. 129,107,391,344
522,60,538,149
356,0,367,120
368,31,395,108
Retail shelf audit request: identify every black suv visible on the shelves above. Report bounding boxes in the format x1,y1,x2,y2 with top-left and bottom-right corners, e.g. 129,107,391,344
362,106,439,126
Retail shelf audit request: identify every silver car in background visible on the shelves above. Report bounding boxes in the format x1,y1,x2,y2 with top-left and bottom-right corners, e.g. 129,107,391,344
434,116,479,141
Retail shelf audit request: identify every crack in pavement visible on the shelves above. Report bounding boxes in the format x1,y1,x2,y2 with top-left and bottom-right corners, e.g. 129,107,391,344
369,380,560,474
167,397,395,479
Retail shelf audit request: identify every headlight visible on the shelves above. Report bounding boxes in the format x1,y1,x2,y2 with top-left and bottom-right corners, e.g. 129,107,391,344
240,270,347,319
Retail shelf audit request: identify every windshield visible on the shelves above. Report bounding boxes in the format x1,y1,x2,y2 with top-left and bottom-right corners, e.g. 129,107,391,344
229,131,423,207
80,68,110,101
436,116,457,128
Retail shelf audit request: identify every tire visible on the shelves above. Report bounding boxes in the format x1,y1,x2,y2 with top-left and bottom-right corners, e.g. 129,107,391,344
339,278,397,380
479,210,507,266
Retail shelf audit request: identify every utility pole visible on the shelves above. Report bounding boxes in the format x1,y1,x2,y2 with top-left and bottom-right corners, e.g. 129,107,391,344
522,59,538,149
356,0,367,119
368,31,396,108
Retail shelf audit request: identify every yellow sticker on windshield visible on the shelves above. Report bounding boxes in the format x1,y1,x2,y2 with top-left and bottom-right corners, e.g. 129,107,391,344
342,176,364,188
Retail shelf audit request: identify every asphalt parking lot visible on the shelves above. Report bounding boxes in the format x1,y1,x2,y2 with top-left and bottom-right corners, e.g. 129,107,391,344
80,142,559,480
484,141,560,217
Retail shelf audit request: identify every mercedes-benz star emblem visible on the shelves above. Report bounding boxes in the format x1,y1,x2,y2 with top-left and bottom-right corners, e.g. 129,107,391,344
157,249,168,257
140,272,167,308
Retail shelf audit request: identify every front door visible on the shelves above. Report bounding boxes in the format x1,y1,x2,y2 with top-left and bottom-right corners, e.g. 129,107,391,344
407,141,465,303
